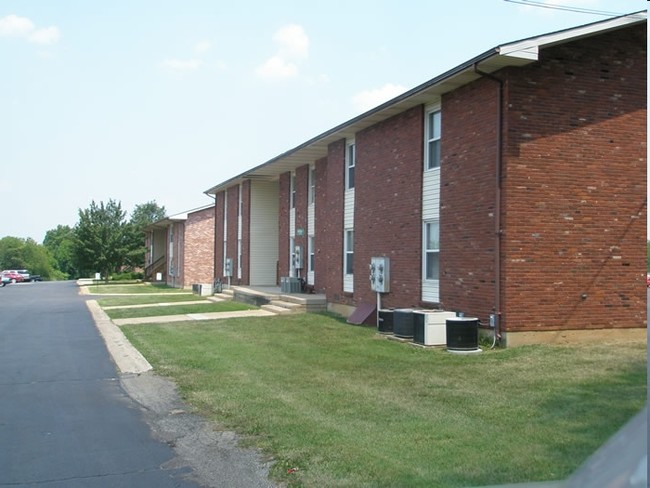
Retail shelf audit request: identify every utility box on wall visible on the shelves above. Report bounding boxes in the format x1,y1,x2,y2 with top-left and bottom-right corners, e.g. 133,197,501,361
224,258,233,277
369,257,390,293
294,245,303,270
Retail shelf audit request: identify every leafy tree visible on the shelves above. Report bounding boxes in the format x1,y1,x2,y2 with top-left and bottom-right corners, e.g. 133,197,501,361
0,236,28,269
124,201,166,269
43,225,79,279
0,236,59,280
74,199,130,282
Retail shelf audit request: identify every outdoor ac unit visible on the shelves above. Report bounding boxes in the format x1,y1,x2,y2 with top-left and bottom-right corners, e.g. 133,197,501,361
413,311,457,346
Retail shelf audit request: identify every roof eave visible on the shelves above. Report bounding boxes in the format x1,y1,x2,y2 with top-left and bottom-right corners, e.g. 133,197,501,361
204,10,646,196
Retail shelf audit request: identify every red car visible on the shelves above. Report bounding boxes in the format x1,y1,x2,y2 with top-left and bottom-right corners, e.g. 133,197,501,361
1,271,24,284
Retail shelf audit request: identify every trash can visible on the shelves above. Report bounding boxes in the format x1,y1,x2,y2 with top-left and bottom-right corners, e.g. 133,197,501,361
446,317,479,351
393,309,415,338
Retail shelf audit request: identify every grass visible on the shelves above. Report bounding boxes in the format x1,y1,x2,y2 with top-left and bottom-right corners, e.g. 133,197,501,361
98,294,206,307
121,313,647,487
87,283,192,295
104,301,257,319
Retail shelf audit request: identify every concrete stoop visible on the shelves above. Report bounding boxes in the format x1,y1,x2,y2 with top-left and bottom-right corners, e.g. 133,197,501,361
217,286,327,315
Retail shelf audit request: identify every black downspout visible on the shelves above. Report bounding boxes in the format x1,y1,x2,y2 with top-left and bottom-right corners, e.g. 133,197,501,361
473,64,503,343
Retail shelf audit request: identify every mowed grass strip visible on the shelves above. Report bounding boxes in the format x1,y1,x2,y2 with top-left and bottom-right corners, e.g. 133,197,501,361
121,314,647,487
87,283,193,294
98,294,206,307
105,300,256,319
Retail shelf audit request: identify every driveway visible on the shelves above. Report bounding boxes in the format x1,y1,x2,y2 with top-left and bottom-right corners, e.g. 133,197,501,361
0,281,275,487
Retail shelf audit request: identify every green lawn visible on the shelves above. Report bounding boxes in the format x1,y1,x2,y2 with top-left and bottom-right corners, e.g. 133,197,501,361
98,294,206,307
121,314,647,487
86,283,193,295
105,301,257,319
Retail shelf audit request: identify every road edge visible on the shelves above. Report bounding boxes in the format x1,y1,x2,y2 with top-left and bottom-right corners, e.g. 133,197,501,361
86,299,153,374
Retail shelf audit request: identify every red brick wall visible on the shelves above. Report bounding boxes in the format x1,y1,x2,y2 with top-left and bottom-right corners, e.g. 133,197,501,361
295,165,309,281
182,206,215,288
321,140,346,303
440,77,499,324
313,156,329,292
278,172,290,279
355,105,424,308
501,24,647,332
214,192,225,279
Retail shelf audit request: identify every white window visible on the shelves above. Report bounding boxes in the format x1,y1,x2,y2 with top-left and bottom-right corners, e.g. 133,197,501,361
424,221,439,281
308,165,316,205
290,171,296,209
345,142,355,190
308,236,315,273
344,229,354,276
425,109,441,170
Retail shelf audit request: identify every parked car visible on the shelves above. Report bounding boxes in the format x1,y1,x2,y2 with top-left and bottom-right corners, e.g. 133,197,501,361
16,269,30,281
1,271,24,283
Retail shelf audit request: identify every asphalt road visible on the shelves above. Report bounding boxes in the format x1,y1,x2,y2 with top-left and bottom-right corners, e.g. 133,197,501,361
0,281,274,488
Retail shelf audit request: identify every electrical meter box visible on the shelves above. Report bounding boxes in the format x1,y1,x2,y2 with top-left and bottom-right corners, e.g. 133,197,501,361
369,256,390,293
224,258,233,277
294,245,304,269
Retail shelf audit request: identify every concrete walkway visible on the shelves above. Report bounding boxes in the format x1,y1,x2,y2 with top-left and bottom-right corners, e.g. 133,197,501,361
112,309,275,326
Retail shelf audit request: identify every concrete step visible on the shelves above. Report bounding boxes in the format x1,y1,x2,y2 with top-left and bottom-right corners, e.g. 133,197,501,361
269,299,303,311
215,289,234,300
261,304,295,315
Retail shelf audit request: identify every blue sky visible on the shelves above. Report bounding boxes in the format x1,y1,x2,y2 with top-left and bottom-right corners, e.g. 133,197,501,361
1,0,645,242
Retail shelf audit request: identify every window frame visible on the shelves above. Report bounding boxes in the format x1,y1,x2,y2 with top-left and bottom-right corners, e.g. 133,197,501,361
290,171,296,209
423,220,440,281
308,165,316,205
308,236,315,273
345,141,356,190
424,108,441,171
344,229,354,276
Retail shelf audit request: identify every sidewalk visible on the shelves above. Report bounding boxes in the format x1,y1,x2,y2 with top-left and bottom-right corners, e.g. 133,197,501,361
111,309,275,326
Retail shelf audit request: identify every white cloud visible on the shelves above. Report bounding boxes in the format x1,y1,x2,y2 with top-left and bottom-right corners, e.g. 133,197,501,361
351,83,408,113
255,55,298,79
0,14,60,44
194,40,211,55
161,40,214,74
0,14,34,37
273,24,309,59
161,58,203,71
257,24,309,80
28,26,60,45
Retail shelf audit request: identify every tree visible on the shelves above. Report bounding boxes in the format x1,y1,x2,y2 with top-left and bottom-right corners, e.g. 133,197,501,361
43,225,79,279
0,236,59,280
74,200,129,282
124,201,166,270
0,236,28,269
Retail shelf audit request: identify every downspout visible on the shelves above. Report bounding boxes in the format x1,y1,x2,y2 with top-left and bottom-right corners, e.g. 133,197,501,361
473,64,503,346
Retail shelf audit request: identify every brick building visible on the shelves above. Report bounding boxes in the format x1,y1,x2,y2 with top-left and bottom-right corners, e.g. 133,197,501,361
205,13,646,345
144,204,215,289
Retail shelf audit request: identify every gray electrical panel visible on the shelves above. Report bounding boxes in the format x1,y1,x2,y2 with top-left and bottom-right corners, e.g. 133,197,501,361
369,256,390,293
224,258,233,277
294,245,304,270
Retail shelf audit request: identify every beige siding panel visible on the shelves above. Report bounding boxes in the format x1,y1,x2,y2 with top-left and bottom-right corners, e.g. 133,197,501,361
250,180,279,286
422,169,440,221
422,168,440,302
